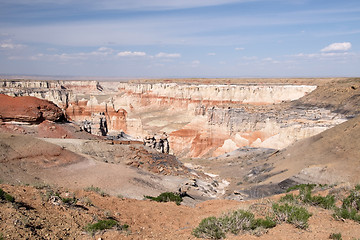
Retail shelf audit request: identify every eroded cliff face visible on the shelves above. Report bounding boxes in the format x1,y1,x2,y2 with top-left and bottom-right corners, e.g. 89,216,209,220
0,79,126,136
0,79,347,158
113,83,346,158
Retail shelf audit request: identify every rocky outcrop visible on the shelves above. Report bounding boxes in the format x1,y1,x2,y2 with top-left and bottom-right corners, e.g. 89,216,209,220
143,132,170,154
0,94,65,123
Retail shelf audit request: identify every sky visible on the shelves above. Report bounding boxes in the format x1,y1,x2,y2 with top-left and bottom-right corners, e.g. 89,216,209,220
0,0,360,78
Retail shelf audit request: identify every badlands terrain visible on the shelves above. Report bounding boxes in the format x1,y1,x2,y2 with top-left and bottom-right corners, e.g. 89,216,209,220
0,77,360,239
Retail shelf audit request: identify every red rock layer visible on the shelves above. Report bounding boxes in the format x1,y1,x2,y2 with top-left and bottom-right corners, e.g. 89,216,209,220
0,94,64,123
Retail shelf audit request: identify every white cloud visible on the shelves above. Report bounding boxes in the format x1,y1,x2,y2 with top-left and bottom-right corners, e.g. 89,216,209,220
294,51,354,59
117,51,146,57
0,43,25,49
235,47,244,51
321,42,352,52
155,52,181,58
242,56,257,60
208,53,216,56
191,60,200,67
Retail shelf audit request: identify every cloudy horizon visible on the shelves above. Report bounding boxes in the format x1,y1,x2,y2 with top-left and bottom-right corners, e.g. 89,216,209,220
1,0,359,78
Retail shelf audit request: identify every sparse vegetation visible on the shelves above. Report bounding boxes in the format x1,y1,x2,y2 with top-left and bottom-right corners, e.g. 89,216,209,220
0,232,3,240
80,196,94,206
286,183,316,193
33,183,51,190
61,196,77,205
333,185,360,223
310,194,335,209
145,192,183,205
193,209,276,239
284,184,335,209
193,216,225,239
329,232,342,240
279,193,298,204
84,185,109,197
272,203,312,229
85,219,128,234
0,188,15,203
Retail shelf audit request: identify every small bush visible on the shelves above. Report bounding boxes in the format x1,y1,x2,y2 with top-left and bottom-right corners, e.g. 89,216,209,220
144,192,182,205
193,217,225,239
311,195,335,209
272,203,312,229
286,184,316,193
84,186,109,197
251,217,277,229
279,194,297,203
329,232,342,240
0,188,15,203
192,210,276,239
220,210,254,234
333,185,360,223
342,189,360,211
333,207,360,223
62,197,77,205
284,184,335,209
85,219,128,234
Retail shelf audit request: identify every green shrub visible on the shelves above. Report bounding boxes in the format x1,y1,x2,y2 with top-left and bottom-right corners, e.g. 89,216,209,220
220,210,254,234
272,203,312,229
279,194,297,203
193,217,225,239
251,217,277,229
342,189,360,211
0,232,3,240
329,232,342,240
333,185,360,223
0,188,15,203
85,219,128,234
298,184,315,203
144,192,183,205
286,184,316,193
284,184,335,209
61,197,77,205
310,195,335,209
333,207,360,223
192,210,276,239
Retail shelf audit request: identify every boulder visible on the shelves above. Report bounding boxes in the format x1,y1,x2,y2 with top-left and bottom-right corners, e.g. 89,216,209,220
0,94,65,123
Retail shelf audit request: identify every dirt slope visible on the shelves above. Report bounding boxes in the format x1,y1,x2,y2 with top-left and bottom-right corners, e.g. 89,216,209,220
264,114,360,185
0,134,193,199
292,78,360,116
2,184,360,239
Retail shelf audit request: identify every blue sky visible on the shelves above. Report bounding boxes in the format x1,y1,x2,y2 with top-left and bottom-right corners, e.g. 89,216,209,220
0,0,360,78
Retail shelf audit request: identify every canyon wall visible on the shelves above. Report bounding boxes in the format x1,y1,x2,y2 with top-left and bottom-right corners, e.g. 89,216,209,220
0,79,347,158
114,83,346,158
118,83,317,104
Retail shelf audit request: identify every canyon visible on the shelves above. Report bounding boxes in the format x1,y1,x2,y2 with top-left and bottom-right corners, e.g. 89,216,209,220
1,77,360,239
0,79,347,158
